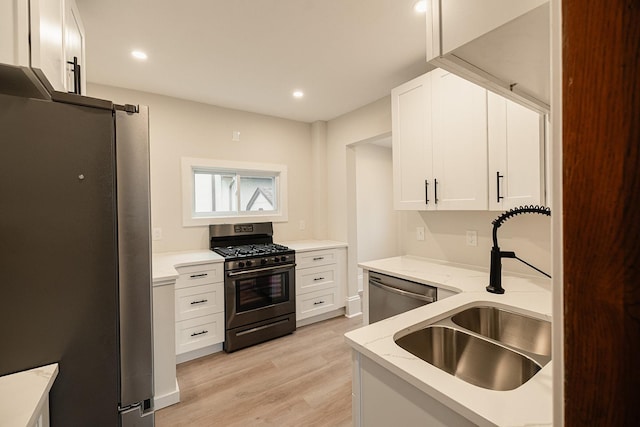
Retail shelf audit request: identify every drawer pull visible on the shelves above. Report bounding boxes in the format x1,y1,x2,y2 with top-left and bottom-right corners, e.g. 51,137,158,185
313,257,324,261
190,299,208,305
313,300,325,305
190,330,208,337
313,277,325,281
190,273,208,278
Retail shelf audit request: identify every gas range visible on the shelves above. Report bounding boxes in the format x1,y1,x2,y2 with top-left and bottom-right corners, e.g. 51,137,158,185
208,222,296,352
212,243,295,270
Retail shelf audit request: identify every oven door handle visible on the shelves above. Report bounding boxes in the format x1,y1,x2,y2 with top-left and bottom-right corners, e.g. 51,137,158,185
227,263,297,277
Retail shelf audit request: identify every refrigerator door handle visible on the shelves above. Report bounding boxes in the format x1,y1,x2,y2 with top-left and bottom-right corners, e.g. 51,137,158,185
116,105,155,410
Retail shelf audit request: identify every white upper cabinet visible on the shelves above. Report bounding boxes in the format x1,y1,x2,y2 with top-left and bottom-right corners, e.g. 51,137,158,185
63,0,86,94
30,0,66,92
426,0,550,112
431,69,488,210
392,69,545,212
0,0,85,94
487,92,545,210
0,1,30,67
392,69,488,211
392,73,432,210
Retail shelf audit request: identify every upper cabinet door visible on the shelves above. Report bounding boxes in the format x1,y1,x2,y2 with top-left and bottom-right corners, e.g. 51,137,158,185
392,73,433,210
431,69,488,210
64,0,86,95
427,0,550,112
30,0,66,92
488,92,545,210
0,1,30,67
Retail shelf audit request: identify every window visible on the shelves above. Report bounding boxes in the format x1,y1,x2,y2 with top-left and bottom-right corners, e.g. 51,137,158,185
182,158,288,226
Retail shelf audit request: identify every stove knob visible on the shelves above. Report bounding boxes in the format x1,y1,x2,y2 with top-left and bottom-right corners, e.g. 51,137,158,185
238,261,245,268
246,260,253,267
280,256,287,262
261,258,268,265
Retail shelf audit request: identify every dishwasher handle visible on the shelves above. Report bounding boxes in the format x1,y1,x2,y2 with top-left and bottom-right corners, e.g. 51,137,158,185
369,278,436,303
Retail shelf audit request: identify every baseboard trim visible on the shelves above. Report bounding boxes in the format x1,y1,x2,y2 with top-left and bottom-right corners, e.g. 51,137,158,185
296,307,345,327
345,294,362,318
176,343,223,364
154,379,180,410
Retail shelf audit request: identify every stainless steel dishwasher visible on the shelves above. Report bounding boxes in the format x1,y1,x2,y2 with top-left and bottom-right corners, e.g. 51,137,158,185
368,272,437,323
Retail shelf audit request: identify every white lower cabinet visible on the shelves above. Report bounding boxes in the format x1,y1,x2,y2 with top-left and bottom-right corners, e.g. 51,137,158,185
295,247,347,323
174,262,225,362
175,313,224,355
355,354,475,427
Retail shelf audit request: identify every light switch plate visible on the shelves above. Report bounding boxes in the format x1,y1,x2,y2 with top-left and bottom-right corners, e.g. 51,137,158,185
152,227,162,241
416,227,425,241
466,230,477,246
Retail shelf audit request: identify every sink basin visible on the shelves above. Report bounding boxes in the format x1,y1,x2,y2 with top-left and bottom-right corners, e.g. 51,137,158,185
394,326,542,391
450,306,551,357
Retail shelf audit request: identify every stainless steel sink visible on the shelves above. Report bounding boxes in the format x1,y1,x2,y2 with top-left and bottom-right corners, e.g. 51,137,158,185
394,326,542,391
450,306,551,357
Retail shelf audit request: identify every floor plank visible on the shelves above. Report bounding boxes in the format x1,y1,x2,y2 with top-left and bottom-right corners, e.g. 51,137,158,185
156,315,363,426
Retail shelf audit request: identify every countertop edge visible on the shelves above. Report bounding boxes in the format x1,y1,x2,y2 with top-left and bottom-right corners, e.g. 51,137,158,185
0,363,59,427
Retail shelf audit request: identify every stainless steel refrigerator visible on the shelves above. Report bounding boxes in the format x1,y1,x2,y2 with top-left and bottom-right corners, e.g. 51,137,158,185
0,66,155,426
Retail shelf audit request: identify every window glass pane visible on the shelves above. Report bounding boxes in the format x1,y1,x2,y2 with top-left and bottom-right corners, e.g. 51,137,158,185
194,173,213,213
239,176,276,212
216,174,237,212
194,171,237,213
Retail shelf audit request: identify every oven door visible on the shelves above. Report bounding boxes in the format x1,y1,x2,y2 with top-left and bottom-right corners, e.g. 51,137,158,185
225,263,296,329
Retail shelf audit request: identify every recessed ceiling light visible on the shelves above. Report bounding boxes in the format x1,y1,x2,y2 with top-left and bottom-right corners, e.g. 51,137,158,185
293,90,304,99
131,50,148,60
414,0,427,13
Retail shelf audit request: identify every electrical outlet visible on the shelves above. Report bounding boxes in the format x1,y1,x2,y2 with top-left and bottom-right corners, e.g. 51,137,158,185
152,227,162,241
466,230,477,247
299,220,306,230
416,227,425,241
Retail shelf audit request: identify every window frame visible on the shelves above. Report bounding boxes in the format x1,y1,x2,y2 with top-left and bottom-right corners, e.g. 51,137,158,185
181,157,288,226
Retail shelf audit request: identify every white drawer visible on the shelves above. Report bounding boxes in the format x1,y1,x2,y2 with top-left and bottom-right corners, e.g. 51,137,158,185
296,264,337,295
175,282,224,321
297,288,339,320
175,313,225,355
296,249,337,269
175,263,224,289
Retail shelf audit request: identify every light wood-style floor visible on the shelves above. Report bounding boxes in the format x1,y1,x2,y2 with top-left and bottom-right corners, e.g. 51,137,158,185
156,315,364,427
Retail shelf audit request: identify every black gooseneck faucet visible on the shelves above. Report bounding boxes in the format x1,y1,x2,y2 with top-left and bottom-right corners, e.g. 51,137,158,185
486,205,552,294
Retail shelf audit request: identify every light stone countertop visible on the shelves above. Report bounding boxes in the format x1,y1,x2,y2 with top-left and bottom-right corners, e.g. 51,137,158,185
347,256,552,427
0,363,59,427
279,239,347,252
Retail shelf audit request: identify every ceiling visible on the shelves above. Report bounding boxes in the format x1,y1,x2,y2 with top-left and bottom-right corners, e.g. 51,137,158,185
75,0,432,123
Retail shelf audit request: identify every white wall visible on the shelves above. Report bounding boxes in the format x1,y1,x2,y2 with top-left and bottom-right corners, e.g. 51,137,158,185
327,96,393,243
88,83,315,252
356,144,399,263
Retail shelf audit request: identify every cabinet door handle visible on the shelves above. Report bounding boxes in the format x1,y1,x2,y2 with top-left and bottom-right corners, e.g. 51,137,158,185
496,171,504,203
424,179,429,205
190,330,208,337
313,257,324,261
434,179,439,204
313,277,325,281
66,56,81,95
313,300,325,305
190,273,208,278
190,299,208,305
